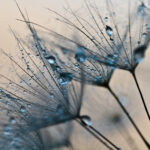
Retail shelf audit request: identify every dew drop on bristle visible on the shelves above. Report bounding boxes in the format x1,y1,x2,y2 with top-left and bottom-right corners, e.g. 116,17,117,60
104,17,108,22
58,72,73,85
45,55,56,64
9,117,16,124
49,93,54,99
142,33,147,38
56,104,64,115
20,106,26,113
80,115,92,126
96,75,102,83
75,51,86,63
137,2,146,16
106,25,113,36
134,45,147,63
105,54,115,65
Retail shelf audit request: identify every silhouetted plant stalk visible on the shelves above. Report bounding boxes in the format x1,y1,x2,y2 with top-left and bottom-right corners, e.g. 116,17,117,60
107,85,150,149
109,113,140,150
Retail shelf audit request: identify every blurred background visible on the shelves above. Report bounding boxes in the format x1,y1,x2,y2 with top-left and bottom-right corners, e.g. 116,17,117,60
0,0,150,150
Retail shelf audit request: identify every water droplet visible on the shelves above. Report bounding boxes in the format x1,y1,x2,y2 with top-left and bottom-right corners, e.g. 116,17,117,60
50,93,54,99
3,125,12,136
56,104,64,115
20,106,26,113
75,51,86,63
56,66,61,72
80,115,92,126
27,104,31,108
9,117,16,124
104,17,108,22
61,48,68,54
58,72,73,85
106,25,113,36
134,45,147,63
96,75,102,83
45,55,56,64
137,2,146,16
105,54,115,65
142,33,147,38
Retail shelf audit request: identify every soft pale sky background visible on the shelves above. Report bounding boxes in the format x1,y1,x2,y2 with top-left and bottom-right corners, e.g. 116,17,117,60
0,0,150,150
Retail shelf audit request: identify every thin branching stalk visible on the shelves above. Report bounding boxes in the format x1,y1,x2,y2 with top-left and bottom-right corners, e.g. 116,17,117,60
107,85,150,150
76,119,115,150
116,120,140,150
131,70,150,120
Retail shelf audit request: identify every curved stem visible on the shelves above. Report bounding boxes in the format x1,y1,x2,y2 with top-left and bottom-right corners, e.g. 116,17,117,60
107,86,150,150
132,71,150,120
75,119,114,150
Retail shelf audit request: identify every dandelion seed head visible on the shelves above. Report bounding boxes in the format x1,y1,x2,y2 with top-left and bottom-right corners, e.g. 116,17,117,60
0,14,85,132
46,0,150,72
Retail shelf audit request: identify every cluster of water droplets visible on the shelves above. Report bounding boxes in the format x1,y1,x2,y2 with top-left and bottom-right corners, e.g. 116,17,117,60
58,72,73,85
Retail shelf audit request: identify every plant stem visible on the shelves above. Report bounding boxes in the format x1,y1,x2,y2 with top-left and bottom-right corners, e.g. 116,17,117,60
76,119,119,150
107,86,150,150
89,125,120,150
132,71,150,120
116,121,140,150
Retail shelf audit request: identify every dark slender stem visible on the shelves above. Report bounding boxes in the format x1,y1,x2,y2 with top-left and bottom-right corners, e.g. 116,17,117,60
117,122,140,150
107,86,150,150
132,71,150,120
89,125,120,150
76,119,114,150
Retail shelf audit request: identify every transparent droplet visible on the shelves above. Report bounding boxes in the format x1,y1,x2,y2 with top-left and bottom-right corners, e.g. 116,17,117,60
142,33,147,38
20,106,26,113
58,72,73,85
3,126,12,136
56,104,64,115
105,54,115,65
56,66,61,72
106,25,113,36
75,63,79,69
50,93,54,99
45,55,56,64
9,117,16,124
96,75,102,83
61,48,68,54
104,17,108,22
27,104,31,108
80,115,92,126
75,51,86,63
134,45,147,63
137,2,146,16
